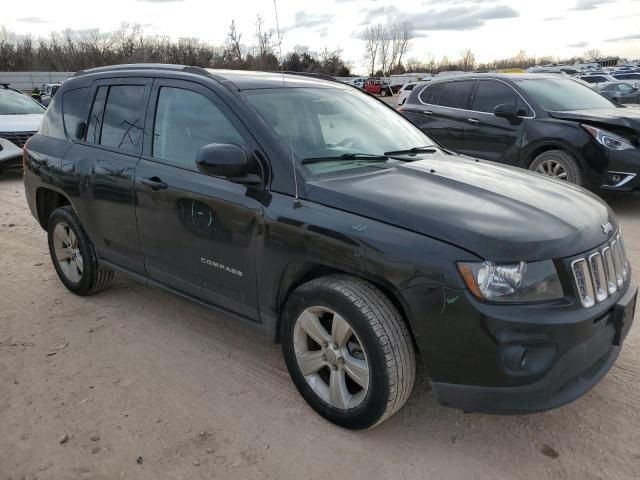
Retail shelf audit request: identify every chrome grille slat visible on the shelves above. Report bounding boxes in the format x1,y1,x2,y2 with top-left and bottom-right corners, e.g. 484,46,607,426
571,232,629,308
588,252,607,303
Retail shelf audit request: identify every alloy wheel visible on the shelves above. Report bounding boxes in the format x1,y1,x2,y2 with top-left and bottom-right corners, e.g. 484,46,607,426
293,306,369,410
52,223,84,282
535,159,569,181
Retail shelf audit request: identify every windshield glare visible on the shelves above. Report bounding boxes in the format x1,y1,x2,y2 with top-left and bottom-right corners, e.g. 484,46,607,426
514,78,616,111
0,90,44,115
244,87,432,173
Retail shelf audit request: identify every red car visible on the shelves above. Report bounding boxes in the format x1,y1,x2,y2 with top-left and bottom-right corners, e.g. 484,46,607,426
364,79,394,96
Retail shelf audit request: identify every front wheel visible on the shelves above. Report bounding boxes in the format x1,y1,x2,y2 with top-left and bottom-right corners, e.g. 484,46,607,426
282,275,416,429
529,150,583,185
47,206,114,296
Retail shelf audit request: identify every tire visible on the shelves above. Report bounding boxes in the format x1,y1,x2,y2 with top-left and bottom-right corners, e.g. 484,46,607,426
47,206,113,296
380,89,387,97
529,150,583,185
281,274,416,429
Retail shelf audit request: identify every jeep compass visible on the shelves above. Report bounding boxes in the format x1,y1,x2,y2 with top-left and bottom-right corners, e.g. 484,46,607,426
23,65,637,429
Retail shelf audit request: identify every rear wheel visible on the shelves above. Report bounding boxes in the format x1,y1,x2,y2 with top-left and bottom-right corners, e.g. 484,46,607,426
380,89,387,97
282,275,416,429
529,150,583,185
47,206,113,296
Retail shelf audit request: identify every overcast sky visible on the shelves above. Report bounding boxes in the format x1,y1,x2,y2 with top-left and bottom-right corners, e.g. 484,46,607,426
4,0,640,72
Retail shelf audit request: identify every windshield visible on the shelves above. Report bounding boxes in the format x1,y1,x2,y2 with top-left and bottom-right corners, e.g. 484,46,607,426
244,87,432,175
0,89,44,115
514,78,616,111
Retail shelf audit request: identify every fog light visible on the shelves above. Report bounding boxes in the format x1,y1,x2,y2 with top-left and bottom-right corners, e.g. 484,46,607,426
502,344,556,375
605,171,636,188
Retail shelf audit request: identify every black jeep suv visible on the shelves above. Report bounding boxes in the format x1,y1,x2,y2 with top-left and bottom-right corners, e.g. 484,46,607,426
399,74,640,193
24,65,636,429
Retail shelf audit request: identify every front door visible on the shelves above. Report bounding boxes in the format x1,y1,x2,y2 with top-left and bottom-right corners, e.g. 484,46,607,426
135,79,264,320
462,79,528,165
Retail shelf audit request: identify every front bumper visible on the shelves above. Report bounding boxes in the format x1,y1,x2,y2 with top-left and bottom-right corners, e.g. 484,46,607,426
0,137,23,167
401,282,637,414
598,148,640,193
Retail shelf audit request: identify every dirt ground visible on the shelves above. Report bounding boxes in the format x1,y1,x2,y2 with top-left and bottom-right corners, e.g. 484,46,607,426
1,171,639,480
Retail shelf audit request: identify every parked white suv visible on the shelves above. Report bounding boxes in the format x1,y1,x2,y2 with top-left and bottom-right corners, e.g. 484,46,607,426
0,85,45,174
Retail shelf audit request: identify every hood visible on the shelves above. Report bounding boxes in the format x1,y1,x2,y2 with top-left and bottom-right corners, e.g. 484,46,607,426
0,114,43,134
548,108,640,133
305,153,617,262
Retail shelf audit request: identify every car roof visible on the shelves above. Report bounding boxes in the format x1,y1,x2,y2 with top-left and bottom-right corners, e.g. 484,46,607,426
426,73,569,84
74,64,346,91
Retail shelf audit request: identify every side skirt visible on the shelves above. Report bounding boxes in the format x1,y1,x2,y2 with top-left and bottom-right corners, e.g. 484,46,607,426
99,259,278,342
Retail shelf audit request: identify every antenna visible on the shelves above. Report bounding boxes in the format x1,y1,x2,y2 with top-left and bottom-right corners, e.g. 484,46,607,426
273,0,301,207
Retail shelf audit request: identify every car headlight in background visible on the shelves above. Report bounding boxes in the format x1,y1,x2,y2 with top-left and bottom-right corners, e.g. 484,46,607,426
458,260,563,302
582,124,635,151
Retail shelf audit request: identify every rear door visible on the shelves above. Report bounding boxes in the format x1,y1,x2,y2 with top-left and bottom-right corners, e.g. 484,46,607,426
419,79,475,151
462,79,528,164
135,78,263,320
63,78,151,273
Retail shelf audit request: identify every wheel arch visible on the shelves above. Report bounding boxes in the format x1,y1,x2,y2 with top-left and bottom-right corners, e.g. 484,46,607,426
273,261,416,350
521,140,585,170
35,187,72,230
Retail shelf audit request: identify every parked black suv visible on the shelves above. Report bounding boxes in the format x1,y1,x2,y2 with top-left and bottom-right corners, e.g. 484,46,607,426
24,65,636,429
399,74,640,192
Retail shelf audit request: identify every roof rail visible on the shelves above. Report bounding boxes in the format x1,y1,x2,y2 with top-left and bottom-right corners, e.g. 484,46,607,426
73,63,194,77
279,71,341,84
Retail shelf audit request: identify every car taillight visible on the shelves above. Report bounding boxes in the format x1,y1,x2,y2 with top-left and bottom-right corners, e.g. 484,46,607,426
22,137,30,174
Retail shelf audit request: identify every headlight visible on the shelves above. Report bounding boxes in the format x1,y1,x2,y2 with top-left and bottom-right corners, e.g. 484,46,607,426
582,124,635,151
457,260,563,303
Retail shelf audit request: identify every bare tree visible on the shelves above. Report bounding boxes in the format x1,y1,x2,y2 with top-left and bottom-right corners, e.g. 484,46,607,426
379,27,391,76
583,49,602,61
389,21,413,73
362,24,384,76
254,15,273,62
459,49,475,71
225,20,243,63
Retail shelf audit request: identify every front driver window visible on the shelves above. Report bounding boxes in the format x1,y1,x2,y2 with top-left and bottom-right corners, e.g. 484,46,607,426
152,87,245,167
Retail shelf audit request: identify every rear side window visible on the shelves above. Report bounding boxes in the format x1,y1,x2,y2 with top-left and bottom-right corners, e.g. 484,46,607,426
100,85,146,153
404,83,416,91
472,81,519,113
152,87,245,167
437,80,475,109
62,87,89,139
418,83,443,104
86,86,108,144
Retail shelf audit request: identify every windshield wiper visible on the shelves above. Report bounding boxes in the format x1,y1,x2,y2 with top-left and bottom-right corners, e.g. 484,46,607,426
383,146,437,156
301,153,390,165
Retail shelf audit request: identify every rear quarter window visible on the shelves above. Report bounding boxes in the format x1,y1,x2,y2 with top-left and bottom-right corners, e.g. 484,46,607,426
38,94,65,139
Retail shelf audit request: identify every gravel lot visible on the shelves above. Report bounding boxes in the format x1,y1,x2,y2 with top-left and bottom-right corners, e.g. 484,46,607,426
1,172,639,480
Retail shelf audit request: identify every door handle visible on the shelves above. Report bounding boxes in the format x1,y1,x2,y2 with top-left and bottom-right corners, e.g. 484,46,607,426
141,177,168,191
423,109,433,115
467,118,480,124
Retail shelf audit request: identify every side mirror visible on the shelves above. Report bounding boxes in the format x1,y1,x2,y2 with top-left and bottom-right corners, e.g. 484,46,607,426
196,143,249,178
494,103,518,119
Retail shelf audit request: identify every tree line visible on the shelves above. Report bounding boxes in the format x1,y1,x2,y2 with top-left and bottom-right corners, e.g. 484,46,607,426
0,21,352,76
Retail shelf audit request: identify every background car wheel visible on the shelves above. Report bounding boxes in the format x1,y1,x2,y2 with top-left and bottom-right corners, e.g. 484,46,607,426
380,89,387,97
282,274,416,429
529,150,583,185
47,206,113,296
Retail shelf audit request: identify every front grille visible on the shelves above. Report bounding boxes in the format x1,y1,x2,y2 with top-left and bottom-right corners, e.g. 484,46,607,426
0,131,35,148
571,232,630,308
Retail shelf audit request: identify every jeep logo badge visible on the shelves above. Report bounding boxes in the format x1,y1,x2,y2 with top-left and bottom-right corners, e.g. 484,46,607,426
601,222,614,235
